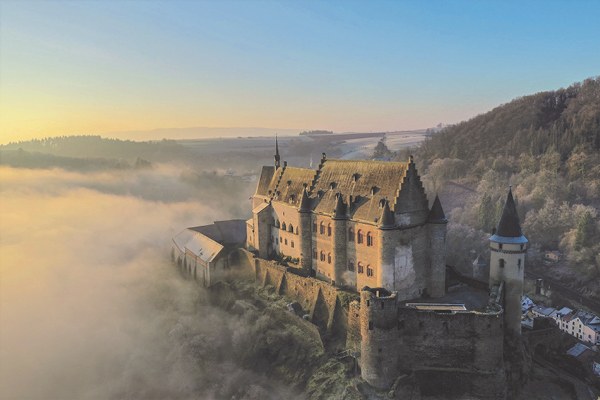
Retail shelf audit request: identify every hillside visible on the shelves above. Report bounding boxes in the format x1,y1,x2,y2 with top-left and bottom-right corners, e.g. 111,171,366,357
409,77,600,302
420,77,600,162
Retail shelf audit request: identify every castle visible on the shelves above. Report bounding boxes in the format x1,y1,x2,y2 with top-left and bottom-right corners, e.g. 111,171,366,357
173,140,528,399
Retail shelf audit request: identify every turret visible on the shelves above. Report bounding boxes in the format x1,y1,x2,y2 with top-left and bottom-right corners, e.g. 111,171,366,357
378,200,395,229
359,287,399,389
332,193,347,286
377,200,396,290
489,187,528,336
298,187,313,275
274,134,281,169
427,194,447,297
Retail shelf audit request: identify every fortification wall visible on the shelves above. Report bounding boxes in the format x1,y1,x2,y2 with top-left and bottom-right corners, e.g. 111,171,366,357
395,307,504,371
252,256,350,336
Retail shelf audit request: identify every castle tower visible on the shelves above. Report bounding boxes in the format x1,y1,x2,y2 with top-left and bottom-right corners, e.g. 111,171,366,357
274,134,281,169
332,193,347,286
359,287,399,389
298,187,313,275
377,200,396,290
489,187,528,336
427,194,447,298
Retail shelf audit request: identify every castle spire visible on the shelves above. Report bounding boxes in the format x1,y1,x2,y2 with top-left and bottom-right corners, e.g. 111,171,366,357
496,186,522,237
274,134,281,168
379,200,395,229
299,186,311,212
427,194,447,223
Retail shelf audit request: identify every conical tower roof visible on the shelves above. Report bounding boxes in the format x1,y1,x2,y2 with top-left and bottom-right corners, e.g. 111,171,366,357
428,194,447,223
379,200,395,229
333,193,347,219
299,187,311,212
496,187,522,237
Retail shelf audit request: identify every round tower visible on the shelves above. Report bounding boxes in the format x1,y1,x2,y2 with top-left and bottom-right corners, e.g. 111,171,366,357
377,200,396,290
332,193,347,286
489,187,528,336
427,194,447,298
298,187,313,275
359,287,399,389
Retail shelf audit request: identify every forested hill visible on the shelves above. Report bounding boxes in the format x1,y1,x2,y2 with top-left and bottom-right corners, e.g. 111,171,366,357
420,77,600,163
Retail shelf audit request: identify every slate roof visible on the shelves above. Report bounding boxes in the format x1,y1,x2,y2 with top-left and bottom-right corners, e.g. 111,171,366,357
172,229,223,263
253,157,435,225
311,159,407,223
269,167,316,206
496,187,523,237
428,195,447,223
189,219,247,245
567,343,595,361
255,166,276,197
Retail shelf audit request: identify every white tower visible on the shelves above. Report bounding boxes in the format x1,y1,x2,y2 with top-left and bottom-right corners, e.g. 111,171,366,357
489,187,528,336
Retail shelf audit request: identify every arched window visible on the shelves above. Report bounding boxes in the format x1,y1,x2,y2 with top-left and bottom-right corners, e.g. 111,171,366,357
499,258,505,268
288,224,294,232
327,253,332,264
348,260,355,271
320,221,325,235
282,222,287,231
327,223,332,237
367,265,374,277
295,226,299,235
358,262,364,274
366,232,373,246
313,221,317,232
357,230,364,244
348,228,355,242
275,220,280,228
320,251,325,262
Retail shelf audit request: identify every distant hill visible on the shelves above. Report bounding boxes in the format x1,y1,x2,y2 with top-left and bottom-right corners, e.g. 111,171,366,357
0,135,188,163
419,77,600,162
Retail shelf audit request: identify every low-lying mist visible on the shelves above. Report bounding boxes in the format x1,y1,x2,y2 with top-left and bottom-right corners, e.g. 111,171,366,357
0,166,298,399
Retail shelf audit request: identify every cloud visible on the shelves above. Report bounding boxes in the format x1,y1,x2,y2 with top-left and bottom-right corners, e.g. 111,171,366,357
0,166,297,400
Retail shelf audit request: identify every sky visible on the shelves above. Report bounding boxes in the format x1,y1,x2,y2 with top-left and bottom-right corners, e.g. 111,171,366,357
1,0,599,143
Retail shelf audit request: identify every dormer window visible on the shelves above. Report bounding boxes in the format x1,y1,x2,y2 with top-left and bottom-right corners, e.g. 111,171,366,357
371,186,378,196
352,173,359,182
287,180,292,186
317,190,324,198
330,182,336,190
379,199,386,208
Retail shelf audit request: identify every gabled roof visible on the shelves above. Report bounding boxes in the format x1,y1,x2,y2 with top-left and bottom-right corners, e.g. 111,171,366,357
172,229,223,263
269,167,316,206
496,187,523,237
311,159,408,223
189,219,247,245
255,166,276,197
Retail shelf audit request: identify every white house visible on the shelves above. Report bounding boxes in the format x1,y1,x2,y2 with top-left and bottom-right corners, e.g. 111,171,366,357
556,310,600,345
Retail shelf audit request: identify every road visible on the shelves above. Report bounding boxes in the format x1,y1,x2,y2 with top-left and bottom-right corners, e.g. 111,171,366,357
525,269,600,314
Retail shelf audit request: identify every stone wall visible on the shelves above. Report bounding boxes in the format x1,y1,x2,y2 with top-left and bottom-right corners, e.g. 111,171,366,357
252,255,350,337
358,287,506,398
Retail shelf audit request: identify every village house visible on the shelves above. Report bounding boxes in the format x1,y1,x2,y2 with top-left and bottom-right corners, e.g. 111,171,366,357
556,310,600,345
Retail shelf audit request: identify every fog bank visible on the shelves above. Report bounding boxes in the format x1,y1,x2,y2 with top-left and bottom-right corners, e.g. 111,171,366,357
0,166,296,399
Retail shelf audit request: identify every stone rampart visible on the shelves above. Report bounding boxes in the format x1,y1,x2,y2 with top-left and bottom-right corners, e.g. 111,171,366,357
251,254,351,337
